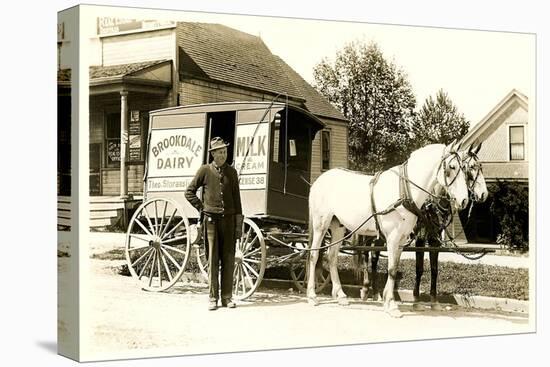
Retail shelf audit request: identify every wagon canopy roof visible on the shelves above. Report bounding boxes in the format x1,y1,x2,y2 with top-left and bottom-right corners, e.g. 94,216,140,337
177,22,346,122
150,101,326,131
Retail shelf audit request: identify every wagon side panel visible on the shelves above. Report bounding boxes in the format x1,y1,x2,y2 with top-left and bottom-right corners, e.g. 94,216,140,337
144,113,207,218
234,108,278,217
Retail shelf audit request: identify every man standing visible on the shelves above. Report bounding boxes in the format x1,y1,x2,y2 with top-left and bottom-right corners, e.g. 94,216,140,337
185,137,243,311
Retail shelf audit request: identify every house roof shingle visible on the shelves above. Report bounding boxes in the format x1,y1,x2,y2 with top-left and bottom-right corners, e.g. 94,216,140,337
177,22,346,121
89,59,169,79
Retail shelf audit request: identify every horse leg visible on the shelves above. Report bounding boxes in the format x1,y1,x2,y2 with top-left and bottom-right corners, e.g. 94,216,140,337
383,232,404,318
413,238,425,311
371,250,380,301
429,246,443,311
360,250,369,300
307,217,330,306
328,219,348,305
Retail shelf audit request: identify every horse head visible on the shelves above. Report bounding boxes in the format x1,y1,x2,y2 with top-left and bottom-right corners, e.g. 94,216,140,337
462,142,488,203
436,140,469,210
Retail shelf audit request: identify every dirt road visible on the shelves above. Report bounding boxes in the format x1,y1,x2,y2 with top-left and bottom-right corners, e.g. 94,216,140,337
62,258,531,361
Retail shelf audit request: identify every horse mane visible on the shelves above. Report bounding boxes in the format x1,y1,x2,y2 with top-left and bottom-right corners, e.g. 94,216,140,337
408,144,445,162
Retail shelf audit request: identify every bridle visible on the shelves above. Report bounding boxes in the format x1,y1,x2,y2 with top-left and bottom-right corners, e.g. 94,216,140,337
439,150,464,188
462,151,483,193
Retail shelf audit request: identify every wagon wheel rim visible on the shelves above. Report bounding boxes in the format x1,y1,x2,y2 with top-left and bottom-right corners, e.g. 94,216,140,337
289,240,331,293
232,218,266,300
125,198,191,292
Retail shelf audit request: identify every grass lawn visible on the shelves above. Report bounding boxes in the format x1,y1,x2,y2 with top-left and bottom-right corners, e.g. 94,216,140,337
92,248,529,301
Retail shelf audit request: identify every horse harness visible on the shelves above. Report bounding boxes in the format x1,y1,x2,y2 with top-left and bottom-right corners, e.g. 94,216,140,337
369,161,425,241
369,150,463,241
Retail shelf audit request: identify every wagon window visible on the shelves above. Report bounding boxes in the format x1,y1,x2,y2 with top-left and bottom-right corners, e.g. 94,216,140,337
272,120,280,163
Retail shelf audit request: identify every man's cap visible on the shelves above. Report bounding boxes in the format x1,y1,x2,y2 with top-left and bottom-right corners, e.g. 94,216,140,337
208,137,230,152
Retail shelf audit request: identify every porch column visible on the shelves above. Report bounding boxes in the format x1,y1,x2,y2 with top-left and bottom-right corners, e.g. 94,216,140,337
120,90,129,199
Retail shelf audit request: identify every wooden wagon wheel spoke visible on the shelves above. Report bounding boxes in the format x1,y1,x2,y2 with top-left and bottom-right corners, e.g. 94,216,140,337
242,247,261,258
153,200,160,236
156,249,163,287
159,208,177,239
161,244,187,255
131,247,154,267
134,217,155,238
128,234,152,244
241,267,250,294
148,250,157,288
160,247,182,271
160,251,173,282
126,198,190,292
158,201,168,237
242,261,258,282
138,250,155,280
142,206,157,236
242,260,260,278
162,218,186,240
127,242,151,252
243,235,258,252
162,235,188,245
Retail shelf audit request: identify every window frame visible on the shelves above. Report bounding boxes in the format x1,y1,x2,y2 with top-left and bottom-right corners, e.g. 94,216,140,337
321,129,331,171
105,111,121,168
508,124,525,161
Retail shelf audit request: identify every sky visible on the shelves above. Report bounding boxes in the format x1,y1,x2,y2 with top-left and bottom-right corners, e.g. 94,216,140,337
177,11,534,129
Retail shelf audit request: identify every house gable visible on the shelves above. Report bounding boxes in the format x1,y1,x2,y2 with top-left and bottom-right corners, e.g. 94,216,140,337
462,89,528,181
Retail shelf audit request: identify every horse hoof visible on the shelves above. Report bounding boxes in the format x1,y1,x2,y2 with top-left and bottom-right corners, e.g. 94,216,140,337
387,308,403,318
338,297,350,306
308,297,320,306
412,303,425,312
431,302,444,311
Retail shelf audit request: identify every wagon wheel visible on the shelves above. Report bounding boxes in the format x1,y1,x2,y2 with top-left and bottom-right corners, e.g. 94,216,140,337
233,218,266,300
289,240,331,293
195,230,208,280
125,198,191,292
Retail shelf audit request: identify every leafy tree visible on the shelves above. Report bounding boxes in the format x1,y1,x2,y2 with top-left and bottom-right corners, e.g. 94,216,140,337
413,89,470,147
313,41,416,173
489,180,529,251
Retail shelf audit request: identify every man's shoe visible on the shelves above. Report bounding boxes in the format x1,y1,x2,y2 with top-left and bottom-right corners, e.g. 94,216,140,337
208,301,218,311
222,299,236,308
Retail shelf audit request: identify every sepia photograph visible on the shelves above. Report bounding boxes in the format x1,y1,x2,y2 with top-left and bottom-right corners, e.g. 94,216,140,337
53,1,539,364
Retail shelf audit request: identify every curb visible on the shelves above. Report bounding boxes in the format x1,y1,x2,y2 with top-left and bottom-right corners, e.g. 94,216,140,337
260,278,529,314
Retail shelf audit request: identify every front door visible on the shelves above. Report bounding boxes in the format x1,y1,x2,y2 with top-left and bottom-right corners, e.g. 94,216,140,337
90,143,101,196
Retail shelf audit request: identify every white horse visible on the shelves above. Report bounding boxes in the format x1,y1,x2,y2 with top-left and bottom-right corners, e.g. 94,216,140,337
307,142,470,317
462,142,488,203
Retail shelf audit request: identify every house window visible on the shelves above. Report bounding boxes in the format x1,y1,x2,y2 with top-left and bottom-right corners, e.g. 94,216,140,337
509,126,525,160
105,112,121,167
321,130,331,170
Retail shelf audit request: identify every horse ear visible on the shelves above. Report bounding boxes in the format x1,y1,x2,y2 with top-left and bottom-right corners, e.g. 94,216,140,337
474,142,482,154
449,139,457,152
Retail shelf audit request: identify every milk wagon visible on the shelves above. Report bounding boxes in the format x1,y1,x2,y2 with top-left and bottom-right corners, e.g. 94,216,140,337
124,101,332,300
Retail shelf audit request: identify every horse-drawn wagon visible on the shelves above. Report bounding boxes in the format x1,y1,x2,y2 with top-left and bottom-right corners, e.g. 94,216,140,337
124,100,492,315
124,101,331,299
